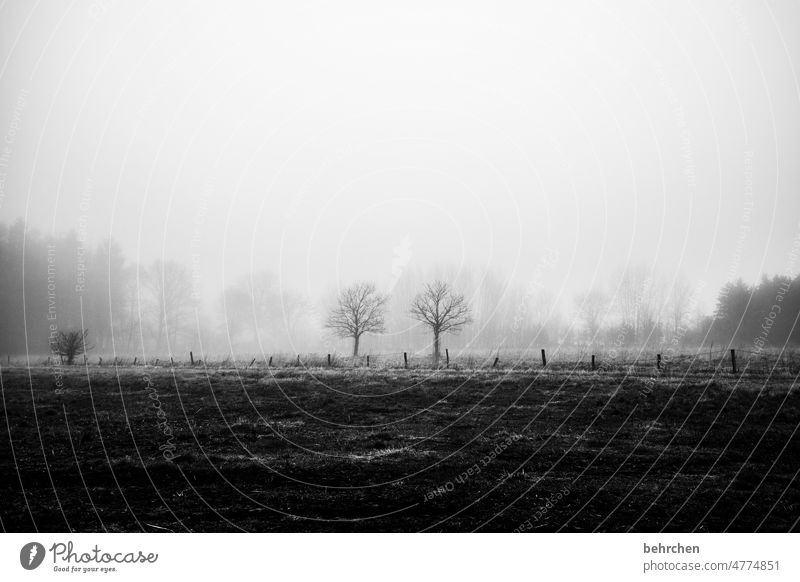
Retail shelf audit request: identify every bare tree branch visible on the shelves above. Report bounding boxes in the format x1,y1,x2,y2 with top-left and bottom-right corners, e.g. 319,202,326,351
575,288,607,343
143,260,193,355
325,281,389,356
410,280,472,366
52,329,93,365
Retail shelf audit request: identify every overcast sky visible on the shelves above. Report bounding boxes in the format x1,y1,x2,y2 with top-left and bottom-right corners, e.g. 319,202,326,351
1,1,799,313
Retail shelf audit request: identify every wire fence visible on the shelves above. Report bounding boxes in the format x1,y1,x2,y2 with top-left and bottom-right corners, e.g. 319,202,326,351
13,346,800,377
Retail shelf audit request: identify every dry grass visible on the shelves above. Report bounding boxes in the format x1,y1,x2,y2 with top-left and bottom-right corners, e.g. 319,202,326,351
0,364,797,532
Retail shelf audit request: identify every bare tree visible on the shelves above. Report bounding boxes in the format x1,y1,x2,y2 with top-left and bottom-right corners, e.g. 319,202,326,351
667,277,693,342
410,280,472,367
575,288,607,343
143,260,193,355
325,282,389,356
281,289,312,343
53,329,92,365
616,264,661,344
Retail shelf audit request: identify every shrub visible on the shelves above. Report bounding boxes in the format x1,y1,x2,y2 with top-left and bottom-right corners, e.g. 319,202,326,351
53,329,92,365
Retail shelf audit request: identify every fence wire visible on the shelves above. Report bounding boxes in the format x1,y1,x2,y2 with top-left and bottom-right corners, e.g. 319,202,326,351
22,347,800,377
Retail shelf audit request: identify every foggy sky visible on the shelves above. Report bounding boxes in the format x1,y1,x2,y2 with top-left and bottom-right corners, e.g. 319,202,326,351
2,0,800,316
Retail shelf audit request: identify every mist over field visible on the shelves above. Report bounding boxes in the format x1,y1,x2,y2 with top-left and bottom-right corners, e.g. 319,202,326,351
1,1,799,362
1,1,800,539
2,222,800,362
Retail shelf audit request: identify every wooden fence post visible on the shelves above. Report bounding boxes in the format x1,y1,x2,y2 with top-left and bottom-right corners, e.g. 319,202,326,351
133,357,137,366
493,357,499,368
591,354,596,371
404,352,408,369
731,349,737,374
327,353,331,367
657,354,661,370
541,349,547,367
190,351,194,365
366,355,370,367
445,349,449,368
268,356,273,367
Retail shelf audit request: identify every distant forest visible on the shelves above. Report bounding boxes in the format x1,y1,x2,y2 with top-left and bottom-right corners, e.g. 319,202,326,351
1,219,798,358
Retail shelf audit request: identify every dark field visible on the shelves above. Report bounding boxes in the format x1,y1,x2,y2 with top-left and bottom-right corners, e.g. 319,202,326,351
1,365,798,532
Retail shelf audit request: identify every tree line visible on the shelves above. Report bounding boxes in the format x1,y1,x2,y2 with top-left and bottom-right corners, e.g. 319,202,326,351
0,220,202,357
710,275,800,350
1,220,799,363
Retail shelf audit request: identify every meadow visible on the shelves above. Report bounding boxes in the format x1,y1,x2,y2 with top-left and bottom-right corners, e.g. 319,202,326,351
0,358,797,532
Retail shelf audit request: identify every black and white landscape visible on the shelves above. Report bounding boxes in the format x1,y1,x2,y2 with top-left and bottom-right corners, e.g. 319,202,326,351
0,1,798,533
